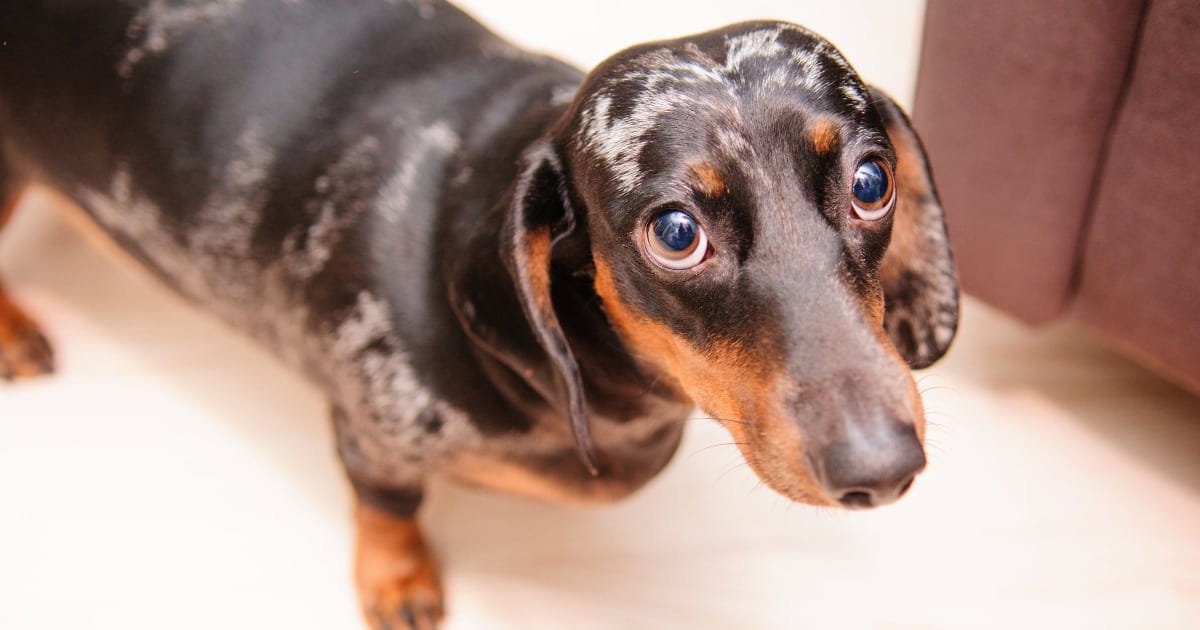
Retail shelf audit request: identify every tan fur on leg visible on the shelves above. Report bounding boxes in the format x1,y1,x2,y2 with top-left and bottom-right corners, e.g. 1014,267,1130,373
355,502,444,630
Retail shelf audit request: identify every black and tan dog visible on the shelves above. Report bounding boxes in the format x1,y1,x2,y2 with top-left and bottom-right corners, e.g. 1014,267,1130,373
0,1,957,627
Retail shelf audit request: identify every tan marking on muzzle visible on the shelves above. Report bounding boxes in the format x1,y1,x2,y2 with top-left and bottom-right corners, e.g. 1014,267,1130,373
593,254,832,504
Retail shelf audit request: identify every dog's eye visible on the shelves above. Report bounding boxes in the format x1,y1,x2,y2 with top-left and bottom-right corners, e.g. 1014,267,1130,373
645,209,709,270
851,158,896,221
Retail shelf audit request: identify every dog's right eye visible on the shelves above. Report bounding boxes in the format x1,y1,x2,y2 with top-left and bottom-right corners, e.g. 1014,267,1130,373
645,209,709,270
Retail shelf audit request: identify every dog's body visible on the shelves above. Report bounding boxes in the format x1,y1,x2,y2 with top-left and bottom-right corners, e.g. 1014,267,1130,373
0,1,958,627
1,0,685,500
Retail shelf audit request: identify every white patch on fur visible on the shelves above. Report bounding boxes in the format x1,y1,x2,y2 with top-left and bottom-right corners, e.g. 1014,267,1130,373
79,165,213,302
580,94,642,193
119,0,245,78
281,135,381,279
187,120,276,307
577,45,740,191
550,84,578,107
581,83,741,195
329,291,478,480
789,47,829,93
79,152,313,368
723,27,787,72
331,290,393,359
812,39,855,75
713,125,753,156
806,40,869,113
79,128,476,484
840,83,870,112
376,120,460,224
626,50,729,91
578,26,867,194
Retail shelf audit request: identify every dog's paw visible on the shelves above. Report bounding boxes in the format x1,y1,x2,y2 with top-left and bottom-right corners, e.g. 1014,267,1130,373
355,504,444,630
362,571,444,630
0,298,54,381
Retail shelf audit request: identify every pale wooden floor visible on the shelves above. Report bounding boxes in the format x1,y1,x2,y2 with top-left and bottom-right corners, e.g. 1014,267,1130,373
3,2,1199,629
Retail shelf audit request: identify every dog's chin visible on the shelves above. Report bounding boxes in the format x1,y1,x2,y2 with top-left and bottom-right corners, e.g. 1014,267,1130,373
731,439,841,508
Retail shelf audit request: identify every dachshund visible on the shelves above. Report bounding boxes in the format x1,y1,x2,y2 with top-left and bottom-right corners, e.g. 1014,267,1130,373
0,1,957,627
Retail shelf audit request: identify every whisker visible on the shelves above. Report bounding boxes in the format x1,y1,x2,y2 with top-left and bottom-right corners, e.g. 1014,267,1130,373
924,418,957,435
688,441,748,457
715,460,751,484
692,416,750,426
768,488,799,515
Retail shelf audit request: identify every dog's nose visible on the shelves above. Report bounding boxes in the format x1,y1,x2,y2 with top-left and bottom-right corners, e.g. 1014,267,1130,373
818,424,926,509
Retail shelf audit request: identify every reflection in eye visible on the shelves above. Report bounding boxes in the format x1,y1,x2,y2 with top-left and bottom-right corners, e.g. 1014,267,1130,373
851,159,895,221
645,209,709,270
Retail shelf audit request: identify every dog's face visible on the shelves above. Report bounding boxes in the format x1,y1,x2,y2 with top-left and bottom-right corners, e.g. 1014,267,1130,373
473,22,957,509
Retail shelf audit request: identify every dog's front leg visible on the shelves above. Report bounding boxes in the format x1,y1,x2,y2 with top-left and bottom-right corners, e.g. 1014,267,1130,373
352,483,443,630
0,183,54,381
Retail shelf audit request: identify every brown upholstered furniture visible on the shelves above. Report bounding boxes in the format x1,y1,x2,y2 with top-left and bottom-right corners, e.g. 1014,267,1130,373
913,0,1200,393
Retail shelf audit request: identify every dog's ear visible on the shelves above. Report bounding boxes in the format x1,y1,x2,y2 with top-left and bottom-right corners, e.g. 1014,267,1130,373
477,137,600,470
868,86,959,368
500,141,598,473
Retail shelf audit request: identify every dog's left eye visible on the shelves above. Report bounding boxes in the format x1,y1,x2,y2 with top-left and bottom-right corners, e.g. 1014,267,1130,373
851,158,896,221
645,209,709,270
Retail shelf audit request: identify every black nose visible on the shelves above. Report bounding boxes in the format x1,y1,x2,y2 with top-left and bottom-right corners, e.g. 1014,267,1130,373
818,424,926,509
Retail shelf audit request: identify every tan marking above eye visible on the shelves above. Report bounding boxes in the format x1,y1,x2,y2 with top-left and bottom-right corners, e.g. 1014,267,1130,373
810,119,841,155
688,162,727,196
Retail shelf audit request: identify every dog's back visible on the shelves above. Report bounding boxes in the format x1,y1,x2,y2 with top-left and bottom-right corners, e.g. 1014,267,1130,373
0,0,580,379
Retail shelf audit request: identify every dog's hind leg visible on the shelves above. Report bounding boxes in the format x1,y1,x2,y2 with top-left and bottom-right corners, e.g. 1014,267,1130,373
0,165,55,381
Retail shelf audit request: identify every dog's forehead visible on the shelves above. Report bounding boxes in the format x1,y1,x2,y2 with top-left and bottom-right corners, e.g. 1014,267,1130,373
573,23,871,196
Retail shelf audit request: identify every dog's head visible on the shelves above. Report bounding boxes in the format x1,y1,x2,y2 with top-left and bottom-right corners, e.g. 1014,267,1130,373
459,22,957,508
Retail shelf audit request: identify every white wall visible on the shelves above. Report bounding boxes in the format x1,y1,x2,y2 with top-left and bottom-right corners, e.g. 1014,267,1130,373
453,0,927,106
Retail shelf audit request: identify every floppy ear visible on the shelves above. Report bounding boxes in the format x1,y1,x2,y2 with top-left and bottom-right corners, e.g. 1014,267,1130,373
501,142,598,472
868,86,959,368
450,140,599,474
